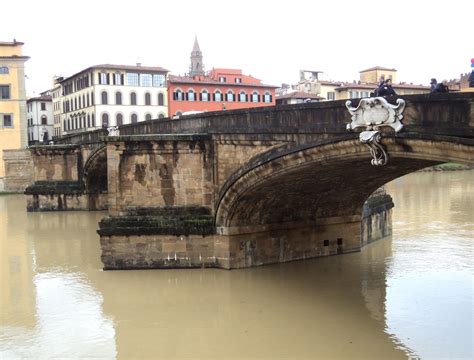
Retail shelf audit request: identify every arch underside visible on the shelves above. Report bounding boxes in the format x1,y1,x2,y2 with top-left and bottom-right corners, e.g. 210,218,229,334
216,137,474,229
83,146,108,194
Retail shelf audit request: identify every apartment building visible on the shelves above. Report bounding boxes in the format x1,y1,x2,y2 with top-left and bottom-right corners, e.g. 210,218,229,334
289,67,430,101
168,37,277,116
0,40,29,190
27,92,53,144
58,64,168,135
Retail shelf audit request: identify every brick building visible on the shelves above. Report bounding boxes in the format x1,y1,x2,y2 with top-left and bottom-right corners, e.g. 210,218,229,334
168,38,277,116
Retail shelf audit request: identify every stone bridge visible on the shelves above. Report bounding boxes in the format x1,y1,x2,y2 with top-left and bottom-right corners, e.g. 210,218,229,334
25,92,474,269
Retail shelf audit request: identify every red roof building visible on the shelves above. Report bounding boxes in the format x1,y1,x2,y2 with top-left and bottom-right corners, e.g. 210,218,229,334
168,38,277,116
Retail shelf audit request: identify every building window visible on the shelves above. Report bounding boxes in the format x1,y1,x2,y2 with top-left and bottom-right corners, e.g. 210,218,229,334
87,114,91,127
158,93,164,106
131,113,138,123
114,73,123,85
116,113,123,126
158,113,165,119
252,91,259,102
115,91,122,105
263,92,272,103
327,92,335,100
0,85,10,99
174,90,183,101
0,66,9,74
101,113,109,128
101,91,108,104
239,91,247,102
214,91,222,102
219,77,226,83
92,113,95,127
201,90,209,102
226,91,234,102
235,78,242,84
130,92,137,105
41,102,46,111
41,115,47,125
2,114,13,128
153,74,166,87
127,73,139,86
145,92,151,105
140,74,152,87
99,72,108,85
145,113,152,121
188,89,195,101
349,91,359,99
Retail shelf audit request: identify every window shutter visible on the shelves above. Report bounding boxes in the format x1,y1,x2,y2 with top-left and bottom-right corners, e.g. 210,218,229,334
199,93,202,101
246,94,248,102
258,95,261,102
270,95,273,102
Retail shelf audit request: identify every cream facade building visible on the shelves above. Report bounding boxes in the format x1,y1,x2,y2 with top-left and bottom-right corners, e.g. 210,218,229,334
0,40,29,190
291,66,429,101
27,92,53,144
58,64,168,136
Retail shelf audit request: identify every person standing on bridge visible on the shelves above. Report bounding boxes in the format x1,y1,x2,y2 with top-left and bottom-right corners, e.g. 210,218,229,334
430,78,438,92
377,78,397,96
433,79,449,93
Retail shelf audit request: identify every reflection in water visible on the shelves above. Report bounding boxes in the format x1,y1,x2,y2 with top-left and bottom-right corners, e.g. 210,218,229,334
385,171,473,359
0,170,472,359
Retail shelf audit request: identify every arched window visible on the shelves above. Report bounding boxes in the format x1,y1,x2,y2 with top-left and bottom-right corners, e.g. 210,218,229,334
82,94,85,108
201,90,209,102
176,111,182,117
131,113,138,123
130,92,137,105
158,93,164,106
145,113,152,121
87,93,90,107
41,115,47,125
226,91,234,102
239,91,247,102
116,113,123,126
214,90,222,102
252,91,259,103
263,92,272,103
188,89,195,101
158,113,165,119
0,66,9,74
145,92,151,105
102,113,109,128
101,91,108,105
87,114,91,127
115,91,122,105
91,113,95,127
174,89,183,101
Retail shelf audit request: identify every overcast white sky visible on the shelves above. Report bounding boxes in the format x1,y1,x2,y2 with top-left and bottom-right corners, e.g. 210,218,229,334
2,0,472,96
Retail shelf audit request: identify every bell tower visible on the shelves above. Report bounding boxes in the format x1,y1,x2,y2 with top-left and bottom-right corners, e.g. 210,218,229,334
189,36,205,77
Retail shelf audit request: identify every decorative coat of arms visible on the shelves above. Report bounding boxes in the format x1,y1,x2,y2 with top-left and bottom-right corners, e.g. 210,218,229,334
345,97,406,166
107,126,120,136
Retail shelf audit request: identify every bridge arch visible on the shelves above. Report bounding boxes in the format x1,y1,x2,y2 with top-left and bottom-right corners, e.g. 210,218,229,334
215,134,474,229
82,144,108,210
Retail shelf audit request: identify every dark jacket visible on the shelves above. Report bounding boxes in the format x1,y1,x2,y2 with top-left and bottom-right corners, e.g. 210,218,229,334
378,84,397,96
433,83,449,93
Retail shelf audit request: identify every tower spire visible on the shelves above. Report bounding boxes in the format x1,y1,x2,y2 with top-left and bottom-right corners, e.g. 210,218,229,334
189,36,205,77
